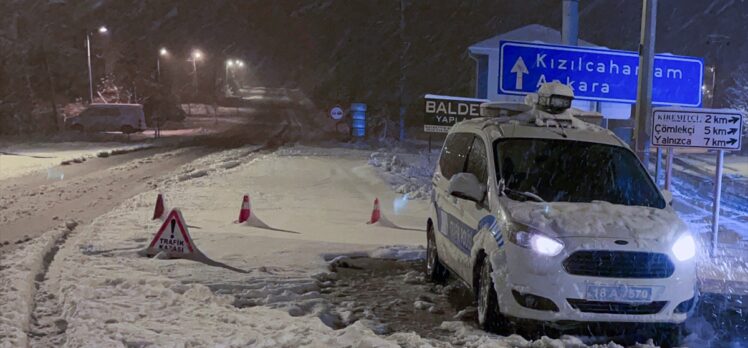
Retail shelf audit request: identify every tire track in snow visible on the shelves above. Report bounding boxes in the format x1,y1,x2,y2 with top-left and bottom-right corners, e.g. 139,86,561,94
27,225,75,347
0,224,72,347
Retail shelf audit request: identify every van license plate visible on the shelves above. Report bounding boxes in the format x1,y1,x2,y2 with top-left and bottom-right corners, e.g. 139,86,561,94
585,285,653,302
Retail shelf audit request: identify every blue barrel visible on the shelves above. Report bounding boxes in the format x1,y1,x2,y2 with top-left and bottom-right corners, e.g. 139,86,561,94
351,103,367,138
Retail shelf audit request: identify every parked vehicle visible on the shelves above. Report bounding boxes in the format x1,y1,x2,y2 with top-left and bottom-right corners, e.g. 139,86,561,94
65,103,146,134
426,83,697,346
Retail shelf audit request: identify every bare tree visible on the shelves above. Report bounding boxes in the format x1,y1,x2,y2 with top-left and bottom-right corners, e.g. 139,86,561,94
724,63,748,134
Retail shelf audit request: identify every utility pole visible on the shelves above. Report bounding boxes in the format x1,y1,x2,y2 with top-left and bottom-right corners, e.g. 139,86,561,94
86,32,94,103
157,48,168,83
561,0,578,46
634,0,657,169
398,0,407,141
192,58,198,95
85,26,108,104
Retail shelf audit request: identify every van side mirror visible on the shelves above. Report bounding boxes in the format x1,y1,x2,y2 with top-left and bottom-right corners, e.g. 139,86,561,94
661,189,674,206
448,173,486,203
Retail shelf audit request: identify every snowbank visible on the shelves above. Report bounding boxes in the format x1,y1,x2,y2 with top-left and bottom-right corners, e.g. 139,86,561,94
368,150,437,200
0,142,151,181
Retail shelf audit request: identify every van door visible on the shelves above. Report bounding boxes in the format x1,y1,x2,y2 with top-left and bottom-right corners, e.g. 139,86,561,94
454,136,492,281
90,107,119,131
433,132,473,276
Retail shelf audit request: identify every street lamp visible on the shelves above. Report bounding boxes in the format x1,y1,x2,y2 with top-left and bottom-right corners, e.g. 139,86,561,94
157,47,168,82
190,49,203,95
86,25,108,103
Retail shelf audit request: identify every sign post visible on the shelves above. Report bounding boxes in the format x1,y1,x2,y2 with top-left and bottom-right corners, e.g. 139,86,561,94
664,148,674,190
651,108,744,255
712,150,724,256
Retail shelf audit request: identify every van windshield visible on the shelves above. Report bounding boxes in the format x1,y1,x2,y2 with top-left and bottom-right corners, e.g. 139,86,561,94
495,138,666,208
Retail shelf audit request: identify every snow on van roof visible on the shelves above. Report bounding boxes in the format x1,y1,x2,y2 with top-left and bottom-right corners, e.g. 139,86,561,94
453,107,626,147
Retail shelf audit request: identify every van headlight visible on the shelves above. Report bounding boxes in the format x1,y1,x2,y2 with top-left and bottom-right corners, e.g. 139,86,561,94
672,234,696,261
510,228,564,257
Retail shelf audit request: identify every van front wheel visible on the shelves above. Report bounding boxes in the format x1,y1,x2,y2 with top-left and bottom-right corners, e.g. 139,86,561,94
477,257,510,334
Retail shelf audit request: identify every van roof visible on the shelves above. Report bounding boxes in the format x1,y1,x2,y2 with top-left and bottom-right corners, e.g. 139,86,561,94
89,103,143,107
451,110,628,148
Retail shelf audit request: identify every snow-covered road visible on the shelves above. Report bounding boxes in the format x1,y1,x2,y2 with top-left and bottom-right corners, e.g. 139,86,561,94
1,145,434,347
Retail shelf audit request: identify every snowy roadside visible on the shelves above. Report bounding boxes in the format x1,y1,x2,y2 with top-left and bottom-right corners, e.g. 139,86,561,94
0,144,431,347
664,153,748,299
676,152,748,182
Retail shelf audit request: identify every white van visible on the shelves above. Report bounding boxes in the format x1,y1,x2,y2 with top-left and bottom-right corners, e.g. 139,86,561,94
65,103,146,134
426,83,697,346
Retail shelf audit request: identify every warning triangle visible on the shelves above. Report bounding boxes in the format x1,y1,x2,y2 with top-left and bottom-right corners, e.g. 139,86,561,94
145,208,197,257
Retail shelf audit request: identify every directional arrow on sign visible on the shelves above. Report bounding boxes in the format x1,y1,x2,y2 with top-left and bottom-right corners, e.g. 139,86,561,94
729,116,740,124
511,57,528,90
728,128,738,135
728,138,738,146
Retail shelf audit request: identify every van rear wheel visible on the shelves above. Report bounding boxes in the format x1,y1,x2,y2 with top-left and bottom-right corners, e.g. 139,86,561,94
120,125,135,134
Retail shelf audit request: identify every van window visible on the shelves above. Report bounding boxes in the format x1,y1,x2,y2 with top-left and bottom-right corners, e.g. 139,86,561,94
439,132,473,179
495,138,665,208
86,107,120,117
465,137,488,184
100,108,120,117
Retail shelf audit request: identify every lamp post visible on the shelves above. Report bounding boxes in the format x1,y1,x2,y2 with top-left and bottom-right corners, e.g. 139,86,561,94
157,47,168,82
86,25,108,103
190,49,203,95
225,59,234,87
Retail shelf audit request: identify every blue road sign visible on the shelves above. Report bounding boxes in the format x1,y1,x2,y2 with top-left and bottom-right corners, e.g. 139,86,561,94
499,40,704,107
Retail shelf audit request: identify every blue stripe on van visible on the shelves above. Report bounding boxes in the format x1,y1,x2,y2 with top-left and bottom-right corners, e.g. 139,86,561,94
434,206,502,254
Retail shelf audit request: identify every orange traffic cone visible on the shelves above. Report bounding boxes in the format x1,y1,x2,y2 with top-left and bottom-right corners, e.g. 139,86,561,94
152,193,165,220
237,194,251,223
367,198,381,224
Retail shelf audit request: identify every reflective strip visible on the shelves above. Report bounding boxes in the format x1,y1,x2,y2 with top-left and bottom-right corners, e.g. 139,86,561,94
435,208,504,254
